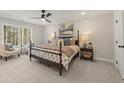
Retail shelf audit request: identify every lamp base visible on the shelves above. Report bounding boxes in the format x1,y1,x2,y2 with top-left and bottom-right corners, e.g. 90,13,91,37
82,43,87,48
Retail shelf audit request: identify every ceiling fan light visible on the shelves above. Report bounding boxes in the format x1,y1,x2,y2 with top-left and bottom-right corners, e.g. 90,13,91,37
41,18,46,21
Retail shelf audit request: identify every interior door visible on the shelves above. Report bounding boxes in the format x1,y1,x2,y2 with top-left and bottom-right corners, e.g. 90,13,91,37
114,11,121,69
118,11,124,77
114,11,124,78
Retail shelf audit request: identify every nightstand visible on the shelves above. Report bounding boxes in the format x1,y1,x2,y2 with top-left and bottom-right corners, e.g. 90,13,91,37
80,47,93,62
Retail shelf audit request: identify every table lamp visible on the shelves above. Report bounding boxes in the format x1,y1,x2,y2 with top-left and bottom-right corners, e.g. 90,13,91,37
81,35,89,48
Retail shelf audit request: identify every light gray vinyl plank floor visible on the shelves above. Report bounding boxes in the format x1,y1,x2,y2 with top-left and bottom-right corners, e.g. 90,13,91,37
0,55,123,83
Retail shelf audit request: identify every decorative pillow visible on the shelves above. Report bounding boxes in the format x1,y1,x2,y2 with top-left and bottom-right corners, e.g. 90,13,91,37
69,38,75,45
4,43,14,51
64,38,70,46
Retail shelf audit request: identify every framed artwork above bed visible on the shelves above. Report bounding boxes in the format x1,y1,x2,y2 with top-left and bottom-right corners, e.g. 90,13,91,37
59,23,74,38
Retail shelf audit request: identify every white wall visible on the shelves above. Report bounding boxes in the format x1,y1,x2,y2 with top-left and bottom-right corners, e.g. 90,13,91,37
74,13,114,61
43,24,59,44
43,13,114,62
0,17,43,45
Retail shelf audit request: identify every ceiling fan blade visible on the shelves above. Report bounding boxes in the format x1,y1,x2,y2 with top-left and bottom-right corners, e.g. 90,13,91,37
45,19,52,23
46,13,52,17
30,17,41,19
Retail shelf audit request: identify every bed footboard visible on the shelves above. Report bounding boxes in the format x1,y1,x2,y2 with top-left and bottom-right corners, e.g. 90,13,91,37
30,41,63,76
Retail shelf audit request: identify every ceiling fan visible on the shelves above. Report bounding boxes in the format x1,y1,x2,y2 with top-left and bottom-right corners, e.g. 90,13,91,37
30,10,52,23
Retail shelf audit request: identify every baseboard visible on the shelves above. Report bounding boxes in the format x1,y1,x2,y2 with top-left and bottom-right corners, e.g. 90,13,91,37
117,67,124,79
95,57,124,79
94,57,114,63
116,67,124,80
119,71,124,80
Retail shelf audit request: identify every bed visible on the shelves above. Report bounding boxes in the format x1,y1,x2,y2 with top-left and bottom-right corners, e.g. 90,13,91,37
30,31,80,76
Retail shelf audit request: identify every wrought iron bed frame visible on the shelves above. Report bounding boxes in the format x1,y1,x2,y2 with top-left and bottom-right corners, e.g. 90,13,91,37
30,30,79,76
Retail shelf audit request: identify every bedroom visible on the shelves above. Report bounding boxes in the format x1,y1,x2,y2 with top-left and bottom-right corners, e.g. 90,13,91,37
0,10,123,83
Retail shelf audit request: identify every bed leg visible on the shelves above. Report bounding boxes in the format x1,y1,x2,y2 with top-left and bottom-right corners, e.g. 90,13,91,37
29,48,31,61
77,52,79,57
5,57,7,61
30,54,31,61
59,64,62,76
18,54,20,57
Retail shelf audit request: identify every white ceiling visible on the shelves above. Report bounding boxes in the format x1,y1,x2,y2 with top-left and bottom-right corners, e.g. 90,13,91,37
0,10,113,25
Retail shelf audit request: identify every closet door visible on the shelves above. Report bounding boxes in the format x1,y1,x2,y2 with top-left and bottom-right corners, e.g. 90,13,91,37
114,11,124,78
114,11,121,69
118,11,124,78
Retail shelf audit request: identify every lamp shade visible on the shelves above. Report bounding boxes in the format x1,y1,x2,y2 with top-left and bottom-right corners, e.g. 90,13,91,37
49,33,55,40
81,35,89,43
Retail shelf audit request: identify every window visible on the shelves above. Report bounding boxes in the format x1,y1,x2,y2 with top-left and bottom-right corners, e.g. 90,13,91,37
3,24,31,46
4,25,19,46
21,27,31,46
